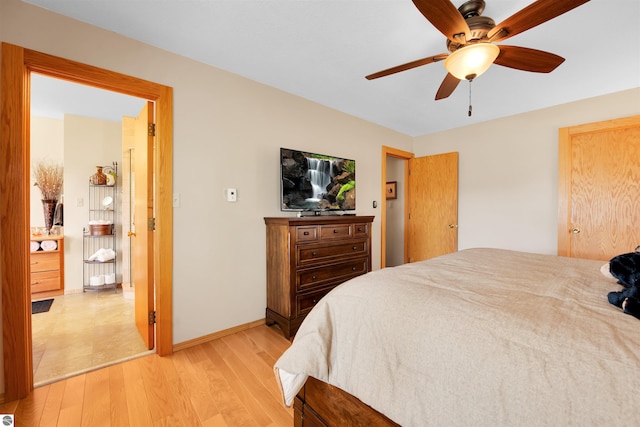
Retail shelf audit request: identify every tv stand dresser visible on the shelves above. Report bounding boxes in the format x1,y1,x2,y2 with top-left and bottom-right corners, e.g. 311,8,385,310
264,216,374,339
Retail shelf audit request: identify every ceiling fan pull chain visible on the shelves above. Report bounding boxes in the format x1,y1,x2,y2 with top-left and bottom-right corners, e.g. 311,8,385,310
468,79,473,117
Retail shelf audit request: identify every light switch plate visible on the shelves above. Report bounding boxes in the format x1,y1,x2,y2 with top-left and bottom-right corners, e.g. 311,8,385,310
225,188,237,202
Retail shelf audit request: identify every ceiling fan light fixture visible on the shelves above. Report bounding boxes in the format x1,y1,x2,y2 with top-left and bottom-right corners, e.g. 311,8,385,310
444,43,500,80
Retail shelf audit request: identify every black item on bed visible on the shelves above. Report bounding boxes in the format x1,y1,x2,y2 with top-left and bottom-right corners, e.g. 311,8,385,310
606,250,640,319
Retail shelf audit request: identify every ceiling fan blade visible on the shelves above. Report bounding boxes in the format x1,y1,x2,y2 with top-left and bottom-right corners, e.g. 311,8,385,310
494,45,565,73
412,0,471,43
435,73,461,100
488,0,590,43
366,54,448,80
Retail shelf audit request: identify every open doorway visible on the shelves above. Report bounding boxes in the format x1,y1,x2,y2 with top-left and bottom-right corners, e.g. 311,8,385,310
381,146,412,268
380,146,459,268
1,43,174,401
29,74,153,385
385,156,406,267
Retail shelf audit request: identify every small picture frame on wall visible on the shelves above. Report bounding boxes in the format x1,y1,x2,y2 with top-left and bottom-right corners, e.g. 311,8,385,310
386,181,397,199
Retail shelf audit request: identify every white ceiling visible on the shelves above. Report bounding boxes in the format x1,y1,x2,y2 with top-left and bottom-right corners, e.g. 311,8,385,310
31,74,147,122
26,0,640,136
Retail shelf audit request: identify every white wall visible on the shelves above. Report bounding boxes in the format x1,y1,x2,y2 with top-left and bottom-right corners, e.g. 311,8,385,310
413,89,640,255
63,115,122,293
30,117,63,227
0,0,414,365
31,115,122,293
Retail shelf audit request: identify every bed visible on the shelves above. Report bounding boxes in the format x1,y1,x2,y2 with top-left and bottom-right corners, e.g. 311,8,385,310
274,248,640,426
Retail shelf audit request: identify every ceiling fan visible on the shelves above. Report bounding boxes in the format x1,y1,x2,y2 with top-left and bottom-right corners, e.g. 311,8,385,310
366,0,590,100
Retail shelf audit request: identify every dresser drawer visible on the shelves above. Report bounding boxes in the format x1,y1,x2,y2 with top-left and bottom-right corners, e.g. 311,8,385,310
296,286,336,316
297,258,368,292
30,252,60,272
298,240,368,265
31,270,60,293
319,224,352,240
353,222,369,237
296,226,318,242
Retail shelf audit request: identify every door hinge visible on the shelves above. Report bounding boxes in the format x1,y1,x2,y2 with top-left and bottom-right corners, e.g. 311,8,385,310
148,123,156,136
148,217,156,231
148,311,156,325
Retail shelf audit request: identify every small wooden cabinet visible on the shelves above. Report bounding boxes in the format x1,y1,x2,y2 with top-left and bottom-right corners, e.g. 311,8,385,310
264,216,374,338
30,235,64,297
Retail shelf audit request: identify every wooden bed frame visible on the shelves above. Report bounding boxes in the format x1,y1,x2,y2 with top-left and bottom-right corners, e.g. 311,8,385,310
294,377,399,426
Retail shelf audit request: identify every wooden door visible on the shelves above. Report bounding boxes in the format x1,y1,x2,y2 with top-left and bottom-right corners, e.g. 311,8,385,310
407,152,459,262
558,115,640,261
132,101,155,349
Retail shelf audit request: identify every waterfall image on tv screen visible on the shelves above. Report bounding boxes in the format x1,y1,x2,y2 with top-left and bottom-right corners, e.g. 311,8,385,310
280,148,356,212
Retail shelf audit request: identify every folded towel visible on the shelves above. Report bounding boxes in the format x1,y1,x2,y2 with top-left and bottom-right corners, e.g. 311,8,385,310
90,275,105,286
88,248,116,262
30,241,41,252
54,202,63,226
105,273,116,284
40,240,58,251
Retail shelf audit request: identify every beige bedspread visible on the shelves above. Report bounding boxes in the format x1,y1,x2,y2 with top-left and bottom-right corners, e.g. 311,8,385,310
274,248,640,426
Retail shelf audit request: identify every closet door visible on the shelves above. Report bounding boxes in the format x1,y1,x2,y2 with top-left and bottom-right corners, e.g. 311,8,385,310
408,152,458,262
558,115,640,261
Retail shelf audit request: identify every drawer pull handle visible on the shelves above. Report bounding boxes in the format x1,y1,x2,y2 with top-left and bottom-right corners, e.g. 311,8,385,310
313,299,318,304
31,261,38,265
352,246,357,250
312,275,317,280
312,251,318,256
357,227,362,232
333,229,338,234
303,231,309,236
32,281,39,285
352,267,356,271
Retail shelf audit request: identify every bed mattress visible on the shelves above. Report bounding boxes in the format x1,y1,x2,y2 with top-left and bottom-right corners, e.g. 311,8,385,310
275,248,640,426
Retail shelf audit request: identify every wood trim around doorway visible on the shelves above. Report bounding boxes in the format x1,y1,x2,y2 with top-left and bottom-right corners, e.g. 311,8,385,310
381,146,413,268
0,42,174,401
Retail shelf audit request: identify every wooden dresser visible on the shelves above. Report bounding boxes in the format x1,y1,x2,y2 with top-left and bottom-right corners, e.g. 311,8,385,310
30,235,65,298
264,216,374,338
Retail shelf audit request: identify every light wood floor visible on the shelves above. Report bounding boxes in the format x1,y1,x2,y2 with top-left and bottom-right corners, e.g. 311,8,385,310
1,324,293,426
32,289,151,386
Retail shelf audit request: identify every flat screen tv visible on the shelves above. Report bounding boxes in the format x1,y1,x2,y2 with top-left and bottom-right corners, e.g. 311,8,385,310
280,148,356,212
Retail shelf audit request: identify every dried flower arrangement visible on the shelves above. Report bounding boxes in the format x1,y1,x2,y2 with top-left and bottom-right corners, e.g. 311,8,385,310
33,161,64,200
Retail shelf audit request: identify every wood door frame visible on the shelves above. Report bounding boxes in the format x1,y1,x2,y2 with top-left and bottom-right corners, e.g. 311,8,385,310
381,146,413,268
557,114,640,257
1,43,174,400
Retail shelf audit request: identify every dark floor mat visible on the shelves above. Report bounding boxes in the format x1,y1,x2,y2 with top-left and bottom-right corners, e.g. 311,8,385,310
32,298,54,314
